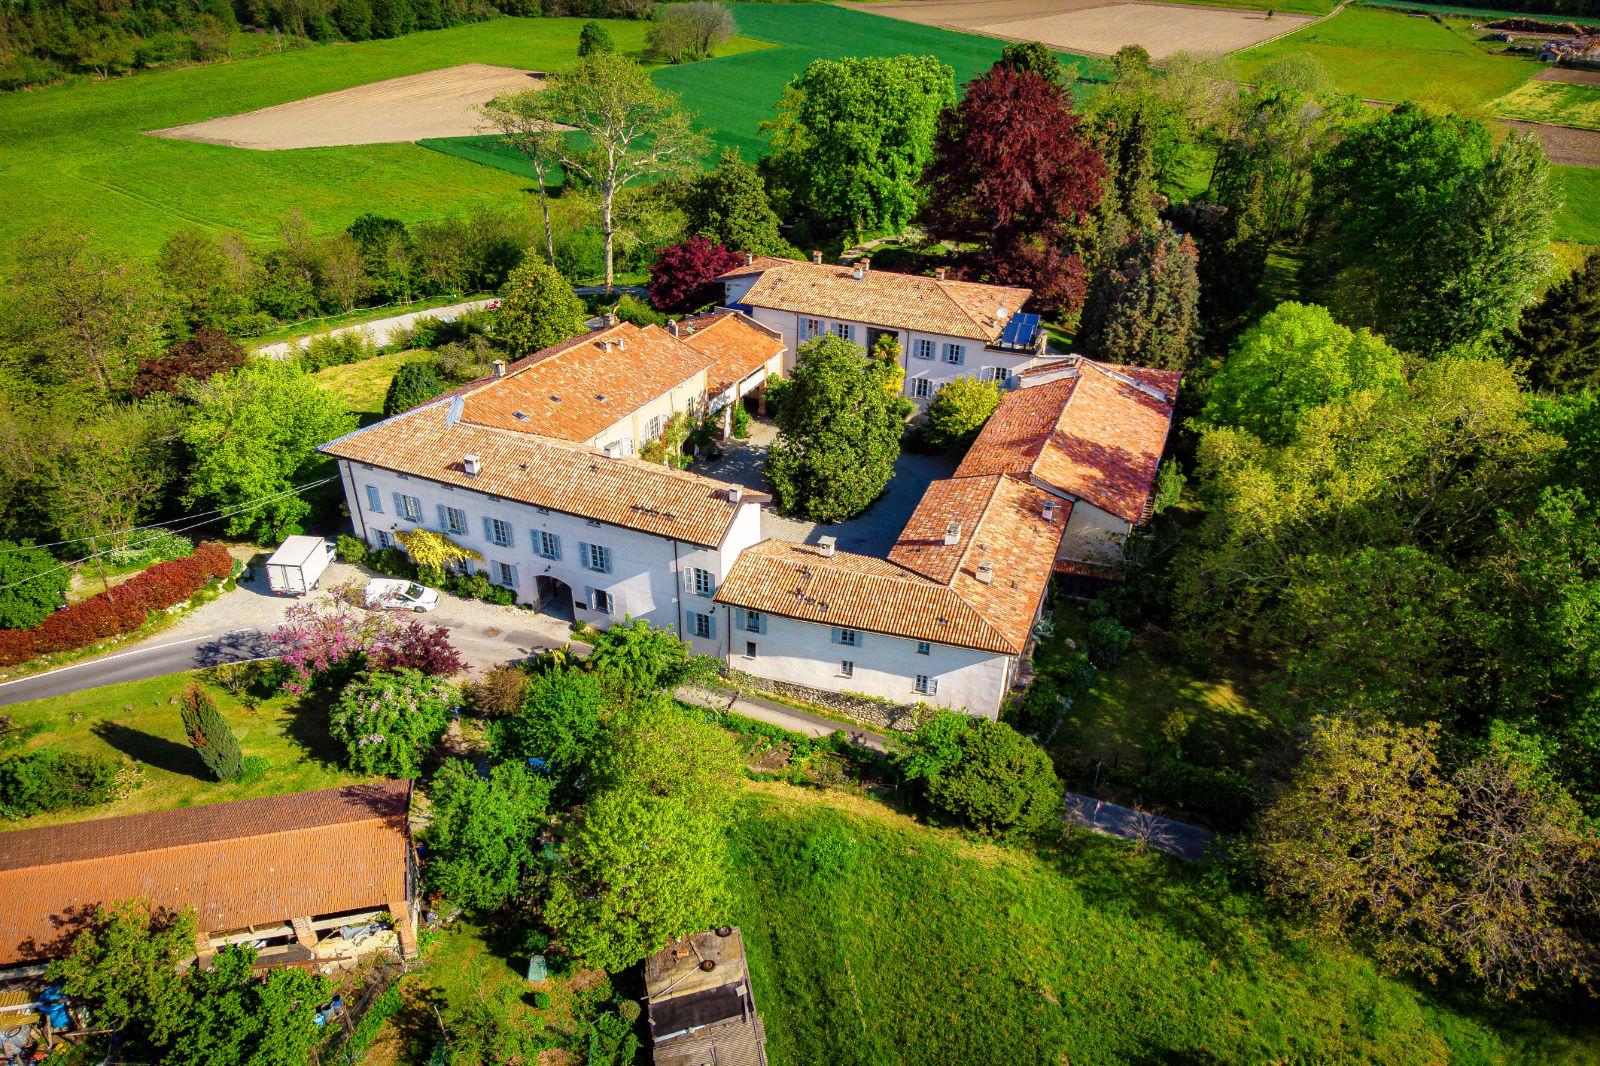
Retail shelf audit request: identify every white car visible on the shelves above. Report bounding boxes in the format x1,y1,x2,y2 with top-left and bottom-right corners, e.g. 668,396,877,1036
365,578,440,613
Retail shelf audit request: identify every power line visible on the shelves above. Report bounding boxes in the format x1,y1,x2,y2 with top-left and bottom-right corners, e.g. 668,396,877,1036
0,477,340,596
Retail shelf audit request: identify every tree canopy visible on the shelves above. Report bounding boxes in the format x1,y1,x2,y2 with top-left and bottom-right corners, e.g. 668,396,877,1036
494,257,589,357
426,757,552,910
766,333,907,521
683,148,795,257
765,54,956,239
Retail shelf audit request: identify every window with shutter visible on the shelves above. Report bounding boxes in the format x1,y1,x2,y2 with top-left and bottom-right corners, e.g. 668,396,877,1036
536,530,560,559
366,486,383,512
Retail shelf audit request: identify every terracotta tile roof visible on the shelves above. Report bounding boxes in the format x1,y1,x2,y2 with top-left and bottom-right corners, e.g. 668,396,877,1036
321,403,747,548
717,476,1065,655
0,782,411,967
957,359,1180,523
721,258,1032,343
459,322,711,442
719,255,795,277
674,312,786,397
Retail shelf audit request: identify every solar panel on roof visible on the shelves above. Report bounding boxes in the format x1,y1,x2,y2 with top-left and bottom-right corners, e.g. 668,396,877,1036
998,312,1040,349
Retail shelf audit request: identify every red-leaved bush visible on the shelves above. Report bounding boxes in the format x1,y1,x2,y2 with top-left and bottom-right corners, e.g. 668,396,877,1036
647,236,746,314
0,542,233,666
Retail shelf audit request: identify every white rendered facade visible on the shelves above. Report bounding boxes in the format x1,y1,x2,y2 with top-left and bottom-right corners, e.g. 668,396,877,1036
337,459,763,657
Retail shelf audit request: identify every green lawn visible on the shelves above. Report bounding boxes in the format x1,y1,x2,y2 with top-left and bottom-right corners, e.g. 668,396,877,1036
1232,6,1544,115
0,17,758,262
1358,0,1600,25
1493,79,1600,132
0,671,361,828
313,349,419,417
731,781,1591,1065
1556,165,1600,245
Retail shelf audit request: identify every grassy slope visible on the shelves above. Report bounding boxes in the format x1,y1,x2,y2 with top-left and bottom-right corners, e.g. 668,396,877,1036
0,672,361,828
0,17,759,260
1556,165,1600,244
731,782,1592,1065
1232,6,1543,114
314,349,418,416
1359,0,1600,25
1493,79,1600,131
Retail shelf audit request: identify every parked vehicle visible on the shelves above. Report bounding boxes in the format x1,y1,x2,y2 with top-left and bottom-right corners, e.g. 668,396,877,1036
365,578,440,613
265,536,335,596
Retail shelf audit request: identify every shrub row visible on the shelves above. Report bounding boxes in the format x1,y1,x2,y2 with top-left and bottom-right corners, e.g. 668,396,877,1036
0,542,233,666
0,749,120,819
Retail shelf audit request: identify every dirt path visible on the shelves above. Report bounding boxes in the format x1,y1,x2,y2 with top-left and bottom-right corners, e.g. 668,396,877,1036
1535,66,1600,86
1502,119,1600,165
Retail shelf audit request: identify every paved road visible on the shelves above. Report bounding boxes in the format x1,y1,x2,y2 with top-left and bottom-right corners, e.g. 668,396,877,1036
1064,792,1217,860
254,298,498,358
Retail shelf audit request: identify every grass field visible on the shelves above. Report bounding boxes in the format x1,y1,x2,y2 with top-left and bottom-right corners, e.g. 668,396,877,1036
1358,0,1600,25
731,781,1591,1064
1232,6,1543,114
428,4,1111,173
1556,166,1600,244
1493,79,1600,131
314,349,418,416
0,671,361,829
0,17,760,261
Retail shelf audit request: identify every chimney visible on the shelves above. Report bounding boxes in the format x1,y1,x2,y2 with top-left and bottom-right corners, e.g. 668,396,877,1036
616,337,626,351
935,267,947,281
997,303,1008,320
818,535,837,558
727,485,742,505
492,358,506,378
975,561,994,585
811,250,822,265
860,256,871,274
463,454,480,476
943,522,961,546
669,319,680,337
1042,499,1056,523
852,265,864,282
603,312,618,327
745,251,755,266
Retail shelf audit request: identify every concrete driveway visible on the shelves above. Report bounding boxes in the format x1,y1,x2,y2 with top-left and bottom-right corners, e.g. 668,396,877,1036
694,418,957,556
0,561,578,707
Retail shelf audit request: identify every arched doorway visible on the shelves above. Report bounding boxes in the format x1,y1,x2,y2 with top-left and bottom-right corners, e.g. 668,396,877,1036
535,575,574,620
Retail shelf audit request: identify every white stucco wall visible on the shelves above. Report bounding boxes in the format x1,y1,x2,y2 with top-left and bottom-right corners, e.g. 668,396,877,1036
1058,501,1131,566
337,459,758,657
721,608,1014,719
735,304,1041,401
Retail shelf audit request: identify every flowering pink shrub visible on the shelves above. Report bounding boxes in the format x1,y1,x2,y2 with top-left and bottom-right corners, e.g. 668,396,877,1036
270,599,466,693
329,668,456,776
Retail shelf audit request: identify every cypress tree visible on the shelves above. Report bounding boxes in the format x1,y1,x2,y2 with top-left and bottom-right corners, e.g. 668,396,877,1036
180,684,243,782
1079,223,1201,371
1510,252,1600,392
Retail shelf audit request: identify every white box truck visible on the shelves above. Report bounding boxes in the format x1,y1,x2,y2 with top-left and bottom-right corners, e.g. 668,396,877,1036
265,536,335,596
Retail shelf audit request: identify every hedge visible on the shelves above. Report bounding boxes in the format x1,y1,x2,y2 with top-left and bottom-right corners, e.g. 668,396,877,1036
0,542,233,666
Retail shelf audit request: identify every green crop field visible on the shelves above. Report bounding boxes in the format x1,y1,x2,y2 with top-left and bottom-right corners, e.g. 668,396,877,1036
1556,165,1600,245
1232,6,1543,114
1493,79,1600,131
0,17,766,262
427,4,1111,173
1358,0,1600,25
731,781,1590,1064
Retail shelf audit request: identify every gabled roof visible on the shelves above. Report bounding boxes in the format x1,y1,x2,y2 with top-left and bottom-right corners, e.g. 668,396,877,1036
720,258,1032,344
674,312,786,397
0,782,411,967
321,402,748,548
957,358,1180,523
716,474,1066,656
459,322,712,442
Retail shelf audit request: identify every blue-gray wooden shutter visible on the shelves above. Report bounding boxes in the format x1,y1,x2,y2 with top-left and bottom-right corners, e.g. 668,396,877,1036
507,563,519,589
756,612,766,635
437,504,448,530
393,492,406,517
830,627,840,644
483,516,495,544
367,485,382,512
599,545,612,573
578,541,590,570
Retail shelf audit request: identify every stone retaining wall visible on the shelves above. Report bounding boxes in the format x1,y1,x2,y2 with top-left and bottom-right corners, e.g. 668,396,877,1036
724,668,924,733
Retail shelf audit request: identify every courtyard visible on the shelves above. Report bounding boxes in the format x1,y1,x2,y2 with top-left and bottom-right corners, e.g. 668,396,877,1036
694,418,958,556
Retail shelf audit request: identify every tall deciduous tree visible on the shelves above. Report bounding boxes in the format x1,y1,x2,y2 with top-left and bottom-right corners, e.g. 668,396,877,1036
919,64,1105,315
765,54,956,239
1306,105,1554,354
1078,223,1201,370
647,236,745,313
479,93,565,267
493,257,588,357
925,376,1002,451
1203,301,1404,445
181,359,354,542
47,901,198,1049
997,40,1073,87
1508,251,1600,392
683,148,794,256
766,333,906,521
499,54,706,291
425,757,551,911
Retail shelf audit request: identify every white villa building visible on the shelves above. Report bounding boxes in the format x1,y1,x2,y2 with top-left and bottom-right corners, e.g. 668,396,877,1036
321,296,1179,720
320,315,783,657
712,355,1180,717
720,253,1049,404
